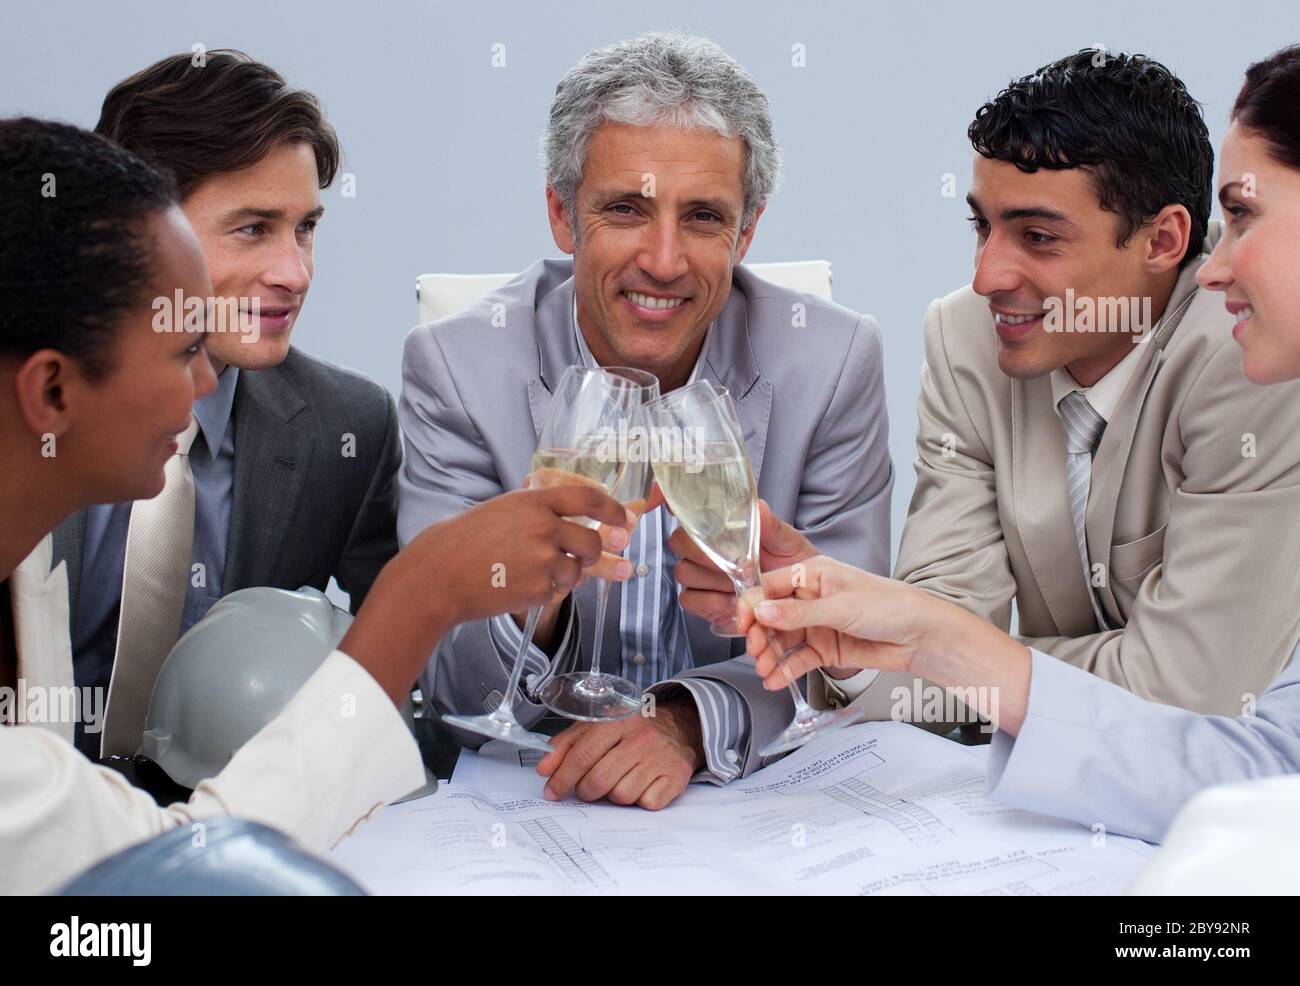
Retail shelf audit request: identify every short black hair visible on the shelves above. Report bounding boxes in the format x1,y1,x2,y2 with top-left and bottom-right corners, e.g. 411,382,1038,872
968,49,1213,267
0,117,178,378
96,49,340,198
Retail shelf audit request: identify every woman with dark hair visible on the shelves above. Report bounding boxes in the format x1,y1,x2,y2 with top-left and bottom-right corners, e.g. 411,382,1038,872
0,119,630,895
738,46,1300,891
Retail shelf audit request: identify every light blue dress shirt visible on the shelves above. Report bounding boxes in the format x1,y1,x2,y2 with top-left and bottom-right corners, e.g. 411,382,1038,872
986,645,1300,844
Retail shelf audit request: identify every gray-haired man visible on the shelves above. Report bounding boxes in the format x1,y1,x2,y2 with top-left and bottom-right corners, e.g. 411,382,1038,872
398,33,892,808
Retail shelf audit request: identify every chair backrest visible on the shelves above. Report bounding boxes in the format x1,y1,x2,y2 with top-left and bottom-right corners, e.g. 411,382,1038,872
415,260,832,325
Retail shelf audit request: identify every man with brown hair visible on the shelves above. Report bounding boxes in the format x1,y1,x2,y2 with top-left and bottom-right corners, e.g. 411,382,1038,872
53,50,402,760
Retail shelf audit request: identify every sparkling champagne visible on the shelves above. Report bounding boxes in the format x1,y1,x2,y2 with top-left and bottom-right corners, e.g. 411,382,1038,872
652,442,758,573
531,441,623,529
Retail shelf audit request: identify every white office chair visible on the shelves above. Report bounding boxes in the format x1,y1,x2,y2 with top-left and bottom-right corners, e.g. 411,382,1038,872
415,260,832,324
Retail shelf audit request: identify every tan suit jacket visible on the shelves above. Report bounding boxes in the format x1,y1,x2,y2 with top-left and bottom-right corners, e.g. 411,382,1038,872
0,536,423,895
818,229,1300,720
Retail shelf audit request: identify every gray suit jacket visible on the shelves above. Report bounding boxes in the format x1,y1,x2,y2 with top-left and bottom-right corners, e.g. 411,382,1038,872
398,258,893,776
988,644,1300,845
54,345,401,654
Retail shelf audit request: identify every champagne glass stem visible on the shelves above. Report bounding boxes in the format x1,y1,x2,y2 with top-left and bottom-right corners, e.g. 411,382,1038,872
493,605,543,722
587,577,613,678
732,573,817,717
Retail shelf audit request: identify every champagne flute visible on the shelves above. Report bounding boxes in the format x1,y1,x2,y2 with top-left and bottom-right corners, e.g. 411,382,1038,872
540,367,660,721
441,366,640,751
647,381,863,757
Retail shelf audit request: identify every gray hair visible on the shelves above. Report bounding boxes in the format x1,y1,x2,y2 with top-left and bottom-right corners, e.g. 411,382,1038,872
542,32,781,233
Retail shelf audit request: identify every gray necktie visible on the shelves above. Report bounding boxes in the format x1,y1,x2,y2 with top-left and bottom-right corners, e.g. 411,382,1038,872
1058,391,1110,631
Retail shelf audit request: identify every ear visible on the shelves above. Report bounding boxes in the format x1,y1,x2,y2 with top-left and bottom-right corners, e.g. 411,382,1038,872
1144,203,1193,274
12,348,85,440
732,204,766,265
546,185,577,256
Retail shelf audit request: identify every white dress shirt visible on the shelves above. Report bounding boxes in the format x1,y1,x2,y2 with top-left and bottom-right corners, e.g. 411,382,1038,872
1049,341,1147,423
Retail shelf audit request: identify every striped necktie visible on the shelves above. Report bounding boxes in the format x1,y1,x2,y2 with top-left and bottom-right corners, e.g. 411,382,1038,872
1058,391,1111,631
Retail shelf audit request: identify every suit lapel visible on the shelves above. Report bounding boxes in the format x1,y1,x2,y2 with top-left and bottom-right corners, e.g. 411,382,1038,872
10,535,75,742
225,369,315,591
1086,271,1202,624
50,509,85,624
1086,346,1163,624
528,279,583,439
705,282,771,479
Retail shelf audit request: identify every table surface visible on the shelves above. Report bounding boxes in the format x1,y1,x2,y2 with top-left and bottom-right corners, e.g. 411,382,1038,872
106,713,992,806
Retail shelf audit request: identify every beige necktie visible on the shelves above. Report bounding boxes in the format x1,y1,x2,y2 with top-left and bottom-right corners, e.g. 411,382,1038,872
101,416,200,756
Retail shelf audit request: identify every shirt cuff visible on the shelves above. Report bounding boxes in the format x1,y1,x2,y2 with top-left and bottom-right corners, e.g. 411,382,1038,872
818,667,880,706
647,678,750,785
986,648,1082,797
486,596,579,703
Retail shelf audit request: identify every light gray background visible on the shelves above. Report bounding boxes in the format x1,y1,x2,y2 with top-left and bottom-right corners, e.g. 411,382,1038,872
5,1,1297,560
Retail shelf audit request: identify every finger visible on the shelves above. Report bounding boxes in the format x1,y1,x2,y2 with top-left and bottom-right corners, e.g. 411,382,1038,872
598,522,630,553
678,587,737,624
542,724,622,801
544,485,635,530
536,723,585,776
548,553,583,594
574,740,640,803
607,760,662,807
757,499,812,560
673,557,732,593
554,521,604,567
759,645,827,690
737,594,755,634
587,550,634,582
644,482,667,514
639,775,684,811
758,560,820,601
746,623,806,680
667,525,710,566
752,592,845,633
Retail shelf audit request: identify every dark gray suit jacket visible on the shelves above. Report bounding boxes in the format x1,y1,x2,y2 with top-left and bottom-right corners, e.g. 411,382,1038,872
54,346,401,634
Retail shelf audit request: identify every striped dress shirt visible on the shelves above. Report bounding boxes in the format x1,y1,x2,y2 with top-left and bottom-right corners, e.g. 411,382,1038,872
484,304,752,783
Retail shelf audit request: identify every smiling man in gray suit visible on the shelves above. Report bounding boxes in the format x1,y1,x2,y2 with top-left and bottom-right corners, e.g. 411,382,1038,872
398,33,892,809
53,52,400,761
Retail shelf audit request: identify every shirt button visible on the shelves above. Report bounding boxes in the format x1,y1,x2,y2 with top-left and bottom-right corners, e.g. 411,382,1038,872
724,749,740,764
635,563,650,577
632,653,647,666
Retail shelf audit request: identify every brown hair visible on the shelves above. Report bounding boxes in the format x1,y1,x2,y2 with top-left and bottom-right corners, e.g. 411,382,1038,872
1232,45,1300,171
95,49,340,198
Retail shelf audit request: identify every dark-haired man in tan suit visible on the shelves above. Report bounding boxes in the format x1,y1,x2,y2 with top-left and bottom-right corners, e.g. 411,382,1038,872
765,51,1300,722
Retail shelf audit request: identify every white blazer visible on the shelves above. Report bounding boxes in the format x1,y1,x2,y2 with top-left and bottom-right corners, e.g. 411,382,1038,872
1,535,424,895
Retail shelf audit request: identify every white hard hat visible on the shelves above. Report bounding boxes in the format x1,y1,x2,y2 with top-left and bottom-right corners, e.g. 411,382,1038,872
141,586,352,788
